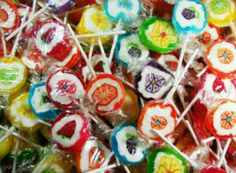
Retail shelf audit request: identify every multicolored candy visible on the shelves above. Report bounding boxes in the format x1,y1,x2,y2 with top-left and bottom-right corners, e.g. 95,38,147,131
47,0,76,14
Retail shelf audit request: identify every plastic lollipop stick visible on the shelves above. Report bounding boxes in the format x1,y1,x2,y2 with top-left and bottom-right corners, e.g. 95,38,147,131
6,6,48,41
67,24,96,77
88,44,94,61
230,22,236,36
98,37,112,74
26,0,37,30
0,126,15,144
76,30,125,38
117,76,135,90
201,137,215,144
85,163,119,173
216,139,229,172
37,119,51,127
217,139,232,168
0,28,7,57
63,12,68,24
10,7,29,57
197,67,208,78
123,165,131,173
184,120,200,145
12,140,19,173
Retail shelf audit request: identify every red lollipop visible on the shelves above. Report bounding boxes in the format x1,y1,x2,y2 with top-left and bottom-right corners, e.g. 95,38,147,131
201,166,226,173
86,73,125,115
51,111,90,153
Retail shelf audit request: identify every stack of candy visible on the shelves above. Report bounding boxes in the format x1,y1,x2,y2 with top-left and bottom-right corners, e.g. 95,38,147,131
0,0,236,172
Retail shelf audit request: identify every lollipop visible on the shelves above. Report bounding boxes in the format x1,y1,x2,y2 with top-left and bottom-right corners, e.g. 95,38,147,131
0,57,27,95
0,0,20,31
157,54,178,74
138,101,177,140
86,73,125,115
147,147,188,173
201,166,226,173
115,32,149,67
46,68,86,109
76,139,112,172
8,93,41,132
51,111,90,152
139,17,179,53
47,0,76,14
0,129,13,160
135,61,174,100
29,81,61,121
205,41,236,78
104,0,142,25
111,122,148,165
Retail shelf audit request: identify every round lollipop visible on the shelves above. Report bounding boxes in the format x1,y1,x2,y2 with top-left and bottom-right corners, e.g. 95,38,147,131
76,139,112,172
31,20,72,61
86,73,125,115
29,81,61,121
157,54,178,74
111,122,148,165
51,111,90,152
138,100,177,140
205,100,236,139
115,32,149,68
147,147,187,173
139,17,179,53
0,57,27,95
205,41,236,78
47,0,76,14
46,68,86,109
8,92,40,132
201,166,226,173
135,61,174,100
104,0,142,25
0,129,13,160
77,5,113,45
0,0,20,31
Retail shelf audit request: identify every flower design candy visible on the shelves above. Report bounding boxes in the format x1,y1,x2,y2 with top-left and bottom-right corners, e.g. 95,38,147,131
138,101,177,140
147,148,187,173
47,0,76,14
32,20,72,61
46,68,86,109
86,73,125,115
205,100,236,138
0,57,28,95
8,93,40,132
77,6,113,44
76,139,112,172
0,0,20,31
51,111,90,152
205,41,236,78
172,0,207,34
111,123,148,165
204,0,236,27
135,61,174,100
115,33,149,67
104,0,142,24
29,82,61,121
139,17,179,53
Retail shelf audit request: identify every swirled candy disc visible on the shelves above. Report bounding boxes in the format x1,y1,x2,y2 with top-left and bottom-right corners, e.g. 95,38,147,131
138,101,177,140
51,111,90,152
0,0,20,31
201,166,226,173
86,73,125,115
139,17,179,53
205,100,236,138
205,41,236,78
111,122,148,165
115,33,149,67
172,0,207,34
135,61,174,100
8,93,40,132
147,148,187,173
204,0,236,27
47,0,76,14
0,57,27,95
46,68,86,109
104,0,142,24
77,6,113,45
29,82,61,121
76,139,112,172
0,129,13,160
157,54,178,74
32,20,72,61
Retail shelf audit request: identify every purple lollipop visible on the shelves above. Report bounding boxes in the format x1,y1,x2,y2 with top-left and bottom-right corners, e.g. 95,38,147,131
47,0,76,14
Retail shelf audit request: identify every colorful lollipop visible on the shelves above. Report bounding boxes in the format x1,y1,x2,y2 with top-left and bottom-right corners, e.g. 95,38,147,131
201,166,226,173
111,122,148,165
51,111,90,152
47,0,76,14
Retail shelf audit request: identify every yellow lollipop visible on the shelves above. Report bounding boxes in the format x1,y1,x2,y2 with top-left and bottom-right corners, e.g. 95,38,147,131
0,130,13,160
77,5,113,45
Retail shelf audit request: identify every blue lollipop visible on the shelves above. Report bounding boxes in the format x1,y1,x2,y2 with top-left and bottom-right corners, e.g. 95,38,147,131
111,122,148,165
29,82,61,121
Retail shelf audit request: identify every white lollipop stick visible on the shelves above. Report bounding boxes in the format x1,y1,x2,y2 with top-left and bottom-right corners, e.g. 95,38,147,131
98,37,112,74
6,6,48,41
12,140,19,173
152,129,195,166
76,30,125,39
184,120,200,145
201,136,216,144
216,139,230,172
10,7,30,57
217,139,232,168
116,76,135,90
88,44,94,61
37,119,51,127
85,163,119,173
0,126,15,144
230,21,236,37
26,0,38,30
197,66,208,78
0,28,7,57
67,24,96,77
